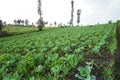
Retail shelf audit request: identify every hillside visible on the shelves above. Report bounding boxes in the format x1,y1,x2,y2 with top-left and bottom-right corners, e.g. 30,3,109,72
0,22,119,80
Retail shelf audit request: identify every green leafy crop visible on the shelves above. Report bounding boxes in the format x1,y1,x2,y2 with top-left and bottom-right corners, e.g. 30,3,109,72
75,61,96,80
0,23,116,79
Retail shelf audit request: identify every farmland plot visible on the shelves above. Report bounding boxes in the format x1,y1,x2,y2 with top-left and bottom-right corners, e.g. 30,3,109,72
0,23,117,80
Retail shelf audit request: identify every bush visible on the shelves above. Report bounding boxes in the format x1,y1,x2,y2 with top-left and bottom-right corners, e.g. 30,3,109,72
0,31,9,37
117,20,120,26
108,20,112,24
38,18,44,31
0,20,3,31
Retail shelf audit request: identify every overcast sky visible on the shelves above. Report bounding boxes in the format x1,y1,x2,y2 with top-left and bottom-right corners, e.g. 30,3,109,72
0,0,120,25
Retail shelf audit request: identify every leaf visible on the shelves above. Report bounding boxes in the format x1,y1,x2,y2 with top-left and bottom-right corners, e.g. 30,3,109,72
10,72,19,80
35,65,43,73
75,74,83,79
34,53,44,63
51,65,61,75
86,60,94,66
29,76,34,80
91,75,96,80
47,53,58,61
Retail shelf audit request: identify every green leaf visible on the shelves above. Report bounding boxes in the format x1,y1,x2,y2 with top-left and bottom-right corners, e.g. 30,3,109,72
29,76,34,80
35,65,44,73
51,65,61,75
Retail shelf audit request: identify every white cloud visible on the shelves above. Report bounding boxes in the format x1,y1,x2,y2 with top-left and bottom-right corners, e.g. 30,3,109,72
0,0,120,25
106,0,120,20
0,0,38,24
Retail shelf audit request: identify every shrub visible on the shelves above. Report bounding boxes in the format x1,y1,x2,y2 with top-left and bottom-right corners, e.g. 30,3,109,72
108,20,112,24
117,20,120,27
0,20,3,31
38,18,44,31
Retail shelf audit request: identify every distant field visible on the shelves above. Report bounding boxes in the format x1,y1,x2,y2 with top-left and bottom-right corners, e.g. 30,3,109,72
0,23,119,80
3,26,38,34
0,25,57,37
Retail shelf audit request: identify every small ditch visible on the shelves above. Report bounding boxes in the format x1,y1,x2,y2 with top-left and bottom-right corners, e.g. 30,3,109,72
114,26,120,79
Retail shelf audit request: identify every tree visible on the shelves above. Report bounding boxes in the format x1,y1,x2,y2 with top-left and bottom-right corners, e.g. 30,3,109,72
44,21,48,25
108,20,112,24
17,19,21,25
77,9,81,26
38,0,44,31
54,21,57,26
0,20,3,31
25,19,29,26
43,21,48,26
38,0,42,18
38,17,44,30
32,23,35,27
14,20,17,25
21,20,24,26
3,21,7,27
70,0,74,26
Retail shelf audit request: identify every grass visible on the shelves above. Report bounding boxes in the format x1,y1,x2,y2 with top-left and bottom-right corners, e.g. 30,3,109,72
3,25,38,34
0,25,58,37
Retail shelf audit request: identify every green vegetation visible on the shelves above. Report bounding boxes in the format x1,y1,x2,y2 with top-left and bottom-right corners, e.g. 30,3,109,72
0,25,38,37
38,0,44,31
75,61,96,80
0,20,3,31
0,25,57,37
3,26,38,34
0,23,118,80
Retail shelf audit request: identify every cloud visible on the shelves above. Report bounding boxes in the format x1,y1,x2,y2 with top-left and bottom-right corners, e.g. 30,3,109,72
42,0,71,23
79,0,120,24
0,0,120,25
0,0,38,24
106,0,120,20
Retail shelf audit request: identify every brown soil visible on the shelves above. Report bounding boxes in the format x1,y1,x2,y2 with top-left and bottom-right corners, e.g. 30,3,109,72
114,47,120,80
65,52,114,80
65,26,120,80
114,26,120,80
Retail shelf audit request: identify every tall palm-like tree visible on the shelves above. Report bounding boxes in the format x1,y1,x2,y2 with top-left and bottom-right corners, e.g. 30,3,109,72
70,0,74,26
25,19,29,26
38,0,42,19
77,9,81,26
54,21,57,26
21,20,24,26
14,20,17,25
38,0,44,31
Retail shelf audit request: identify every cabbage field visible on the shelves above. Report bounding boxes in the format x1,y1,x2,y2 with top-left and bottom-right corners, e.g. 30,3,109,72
0,23,119,80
